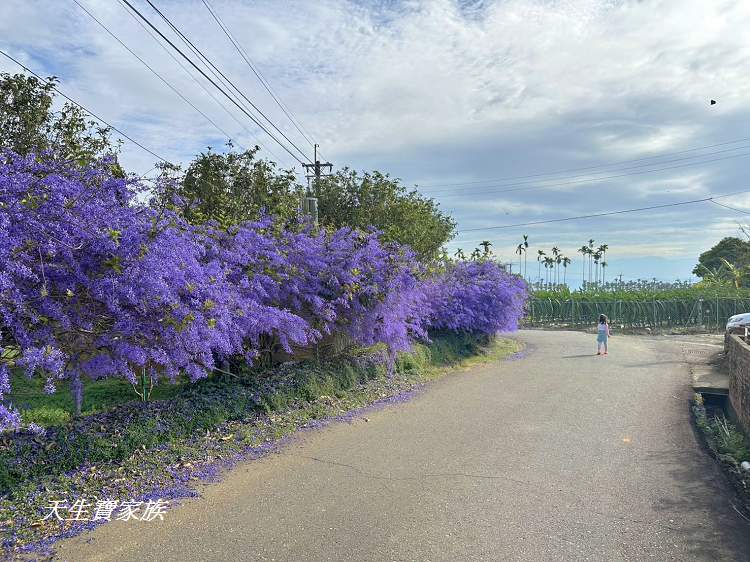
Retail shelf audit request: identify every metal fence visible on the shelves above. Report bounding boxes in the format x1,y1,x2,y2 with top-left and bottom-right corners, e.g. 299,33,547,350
525,297,750,331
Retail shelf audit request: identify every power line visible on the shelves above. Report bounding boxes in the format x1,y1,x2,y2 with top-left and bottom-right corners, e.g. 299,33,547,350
458,188,750,232
709,199,750,215
417,135,750,189
149,0,313,164
70,0,243,150
200,0,317,151
141,0,313,165
0,48,170,163
424,143,750,196
434,149,750,200
119,0,307,166
115,0,286,166
122,0,296,162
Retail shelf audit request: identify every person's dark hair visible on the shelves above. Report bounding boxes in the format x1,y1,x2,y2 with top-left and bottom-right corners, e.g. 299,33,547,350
599,314,607,324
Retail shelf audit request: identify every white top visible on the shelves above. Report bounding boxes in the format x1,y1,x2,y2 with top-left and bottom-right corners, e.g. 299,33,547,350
598,323,608,332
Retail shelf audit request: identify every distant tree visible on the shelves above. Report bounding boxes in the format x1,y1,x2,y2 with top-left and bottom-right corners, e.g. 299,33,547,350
551,247,560,285
0,73,119,169
537,249,546,281
162,145,303,228
693,237,750,280
695,263,731,286
562,256,572,285
544,256,555,286
316,169,456,261
577,246,587,283
515,243,524,274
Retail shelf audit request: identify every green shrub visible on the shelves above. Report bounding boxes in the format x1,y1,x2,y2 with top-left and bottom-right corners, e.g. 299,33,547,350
20,406,71,427
693,395,750,464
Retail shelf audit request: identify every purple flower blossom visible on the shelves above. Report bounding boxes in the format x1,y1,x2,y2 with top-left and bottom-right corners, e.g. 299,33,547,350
0,152,527,428
426,261,528,335
0,404,21,433
27,422,46,436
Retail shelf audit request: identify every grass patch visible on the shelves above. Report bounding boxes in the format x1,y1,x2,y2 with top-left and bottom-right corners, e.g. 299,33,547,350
693,394,750,464
7,372,188,427
6,332,497,429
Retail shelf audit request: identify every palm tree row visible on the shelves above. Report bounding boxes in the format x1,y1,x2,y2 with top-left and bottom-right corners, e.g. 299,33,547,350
523,238,611,290
576,240,608,286
535,246,573,288
455,235,611,289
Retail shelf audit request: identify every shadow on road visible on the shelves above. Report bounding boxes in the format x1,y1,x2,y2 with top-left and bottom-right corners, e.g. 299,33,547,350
644,425,750,559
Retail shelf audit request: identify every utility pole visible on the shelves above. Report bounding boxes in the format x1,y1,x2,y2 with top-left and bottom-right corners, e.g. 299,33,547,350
301,144,332,225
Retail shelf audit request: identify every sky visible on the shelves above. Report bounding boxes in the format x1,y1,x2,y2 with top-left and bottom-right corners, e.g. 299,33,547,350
2,0,750,286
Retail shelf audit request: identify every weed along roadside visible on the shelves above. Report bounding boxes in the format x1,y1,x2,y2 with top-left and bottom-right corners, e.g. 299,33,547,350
691,393,750,518
0,333,520,557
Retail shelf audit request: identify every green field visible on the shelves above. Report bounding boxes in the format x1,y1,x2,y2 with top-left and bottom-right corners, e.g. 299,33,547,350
527,286,750,330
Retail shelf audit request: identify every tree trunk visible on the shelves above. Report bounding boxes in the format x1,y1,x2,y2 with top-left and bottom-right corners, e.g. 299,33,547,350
71,372,83,416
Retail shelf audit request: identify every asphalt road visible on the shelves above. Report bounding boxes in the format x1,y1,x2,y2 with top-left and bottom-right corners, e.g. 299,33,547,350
55,330,750,561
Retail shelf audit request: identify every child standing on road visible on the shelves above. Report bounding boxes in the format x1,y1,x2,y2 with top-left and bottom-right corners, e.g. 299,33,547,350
597,314,610,355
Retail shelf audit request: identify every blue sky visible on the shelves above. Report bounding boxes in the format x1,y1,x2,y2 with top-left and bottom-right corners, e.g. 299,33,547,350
2,0,750,285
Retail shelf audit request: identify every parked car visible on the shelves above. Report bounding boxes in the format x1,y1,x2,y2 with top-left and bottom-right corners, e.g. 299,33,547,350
725,313,750,348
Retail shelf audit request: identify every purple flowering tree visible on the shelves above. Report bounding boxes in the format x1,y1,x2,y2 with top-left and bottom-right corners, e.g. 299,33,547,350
427,261,528,335
0,151,528,432
0,152,309,423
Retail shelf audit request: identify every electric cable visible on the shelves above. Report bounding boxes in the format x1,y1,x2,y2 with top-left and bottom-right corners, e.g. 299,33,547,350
0,48,170,163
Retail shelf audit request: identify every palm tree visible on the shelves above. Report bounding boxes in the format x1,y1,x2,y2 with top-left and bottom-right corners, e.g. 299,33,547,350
601,261,607,284
593,251,602,285
550,247,560,286
537,250,546,282
522,234,529,277
555,253,562,286
562,256,571,285
479,240,493,257
515,244,524,275
577,246,588,284
598,244,608,269
544,256,555,286
454,248,465,260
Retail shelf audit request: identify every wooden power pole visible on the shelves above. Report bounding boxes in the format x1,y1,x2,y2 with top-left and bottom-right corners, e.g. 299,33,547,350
301,144,332,225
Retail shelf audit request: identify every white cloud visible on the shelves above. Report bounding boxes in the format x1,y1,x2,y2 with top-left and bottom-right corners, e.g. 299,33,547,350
2,0,750,280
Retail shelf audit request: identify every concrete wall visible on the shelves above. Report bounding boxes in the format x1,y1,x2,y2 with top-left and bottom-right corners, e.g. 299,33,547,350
727,334,750,433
